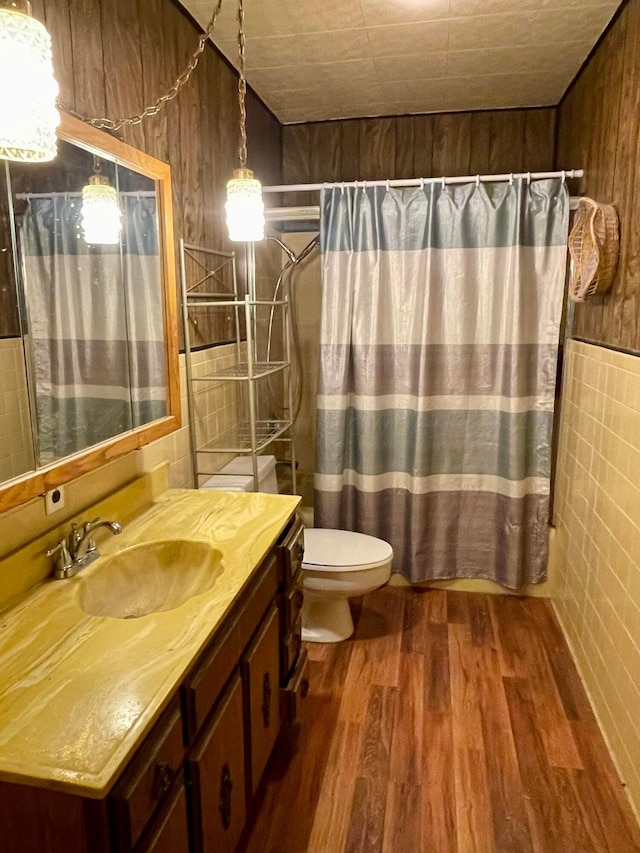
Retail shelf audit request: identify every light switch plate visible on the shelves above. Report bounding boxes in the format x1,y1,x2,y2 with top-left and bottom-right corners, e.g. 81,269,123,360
45,486,65,515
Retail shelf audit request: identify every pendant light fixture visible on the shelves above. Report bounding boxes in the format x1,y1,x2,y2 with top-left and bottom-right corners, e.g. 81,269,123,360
81,158,121,246
0,0,59,162
225,0,265,242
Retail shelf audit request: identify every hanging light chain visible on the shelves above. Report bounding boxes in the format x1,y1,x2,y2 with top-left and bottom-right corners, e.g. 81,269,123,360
237,0,248,168
58,0,224,131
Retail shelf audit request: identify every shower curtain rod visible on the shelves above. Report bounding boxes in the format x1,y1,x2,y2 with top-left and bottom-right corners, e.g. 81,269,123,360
262,169,583,194
265,195,581,223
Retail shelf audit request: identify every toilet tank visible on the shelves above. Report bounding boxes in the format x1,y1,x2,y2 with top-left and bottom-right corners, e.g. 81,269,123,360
199,473,255,492
218,455,279,493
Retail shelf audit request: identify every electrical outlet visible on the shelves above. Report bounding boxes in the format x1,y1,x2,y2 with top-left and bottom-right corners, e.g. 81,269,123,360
45,486,65,515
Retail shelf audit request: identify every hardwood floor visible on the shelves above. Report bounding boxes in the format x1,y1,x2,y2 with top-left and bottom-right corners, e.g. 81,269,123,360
241,588,640,853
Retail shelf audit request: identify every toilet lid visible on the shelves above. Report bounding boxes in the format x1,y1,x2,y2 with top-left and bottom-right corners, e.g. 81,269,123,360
302,528,393,570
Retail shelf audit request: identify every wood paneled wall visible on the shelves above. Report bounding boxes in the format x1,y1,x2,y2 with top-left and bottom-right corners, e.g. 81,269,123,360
27,0,282,346
282,109,556,205
557,0,640,351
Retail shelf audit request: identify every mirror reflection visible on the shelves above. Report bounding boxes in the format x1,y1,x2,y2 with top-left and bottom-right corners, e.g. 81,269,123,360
0,163,34,482
3,138,167,468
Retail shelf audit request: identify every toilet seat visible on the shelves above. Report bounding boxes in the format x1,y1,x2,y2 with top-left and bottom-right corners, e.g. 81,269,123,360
302,528,393,572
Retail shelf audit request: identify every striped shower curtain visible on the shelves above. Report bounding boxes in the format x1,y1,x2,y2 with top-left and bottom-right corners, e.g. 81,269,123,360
20,193,166,463
315,180,569,588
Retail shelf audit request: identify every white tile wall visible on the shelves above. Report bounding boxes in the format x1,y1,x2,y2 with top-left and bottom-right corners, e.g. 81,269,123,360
0,338,34,481
138,344,241,489
553,340,640,818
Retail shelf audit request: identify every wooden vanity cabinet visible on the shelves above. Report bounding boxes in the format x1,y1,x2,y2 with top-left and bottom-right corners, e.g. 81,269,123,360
0,783,111,853
0,521,300,853
182,553,279,742
183,560,280,851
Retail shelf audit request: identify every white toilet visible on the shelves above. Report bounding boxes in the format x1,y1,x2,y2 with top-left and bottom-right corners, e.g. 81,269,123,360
201,465,392,643
301,528,393,643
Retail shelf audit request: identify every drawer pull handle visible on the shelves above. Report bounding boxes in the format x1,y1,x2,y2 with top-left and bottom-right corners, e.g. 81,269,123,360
300,678,310,699
294,589,304,610
152,761,174,800
262,672,272,728
219,763,233,830
294,543,304,564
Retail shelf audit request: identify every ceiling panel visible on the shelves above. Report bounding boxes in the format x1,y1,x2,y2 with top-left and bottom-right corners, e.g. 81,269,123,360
182,0,622,123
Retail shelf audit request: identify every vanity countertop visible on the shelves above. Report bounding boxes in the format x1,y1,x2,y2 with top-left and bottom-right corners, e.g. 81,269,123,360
0,488,299,797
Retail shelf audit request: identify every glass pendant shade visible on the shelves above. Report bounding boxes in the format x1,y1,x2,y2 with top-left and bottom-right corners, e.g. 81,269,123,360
225,168,265,242
81,175,121,245
0,1,59,163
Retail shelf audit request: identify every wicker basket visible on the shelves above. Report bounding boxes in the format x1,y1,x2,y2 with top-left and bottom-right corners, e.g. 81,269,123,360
568,197,619,302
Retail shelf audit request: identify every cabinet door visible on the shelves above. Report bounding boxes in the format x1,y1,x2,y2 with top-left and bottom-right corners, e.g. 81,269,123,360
242,605,281,796
187,674,246,853
137,783,190,853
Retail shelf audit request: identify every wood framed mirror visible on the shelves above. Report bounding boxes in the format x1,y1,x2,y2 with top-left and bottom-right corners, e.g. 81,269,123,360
0,114,179,513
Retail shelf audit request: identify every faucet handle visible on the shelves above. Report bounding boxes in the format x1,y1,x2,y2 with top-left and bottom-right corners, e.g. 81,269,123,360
46,540,73,579
45,539,68,559
70,523,83,548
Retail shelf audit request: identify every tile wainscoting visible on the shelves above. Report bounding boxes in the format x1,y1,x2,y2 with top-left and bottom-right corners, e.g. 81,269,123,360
553,339,640,817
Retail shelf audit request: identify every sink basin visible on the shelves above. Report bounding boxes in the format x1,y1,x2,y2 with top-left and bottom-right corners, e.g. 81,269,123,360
77,540,224,619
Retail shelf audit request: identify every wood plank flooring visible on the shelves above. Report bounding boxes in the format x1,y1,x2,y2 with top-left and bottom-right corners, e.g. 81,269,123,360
240,588,640,853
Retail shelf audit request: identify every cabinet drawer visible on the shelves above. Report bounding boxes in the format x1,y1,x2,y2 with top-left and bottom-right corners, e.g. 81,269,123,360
186,674,246,853
280,615,302,684
276,517,304,588
136,780,190,853
242,605,281,796
280,649,310,726
183,553,278,741
110,702,185,852
277,580,304,638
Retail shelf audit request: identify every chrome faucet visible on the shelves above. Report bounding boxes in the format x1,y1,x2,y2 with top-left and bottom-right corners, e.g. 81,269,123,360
46,517,123,579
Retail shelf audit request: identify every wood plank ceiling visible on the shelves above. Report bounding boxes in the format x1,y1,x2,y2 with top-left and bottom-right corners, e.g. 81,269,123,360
180,0,622,123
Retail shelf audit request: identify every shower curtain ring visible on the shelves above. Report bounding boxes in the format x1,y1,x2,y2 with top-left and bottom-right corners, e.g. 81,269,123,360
475,174,480,188
441,176,446,190
527,172,531,186
561,170,566,184
341,182,345,196
420,177,425,190
386,179,390,192
509,173,514,186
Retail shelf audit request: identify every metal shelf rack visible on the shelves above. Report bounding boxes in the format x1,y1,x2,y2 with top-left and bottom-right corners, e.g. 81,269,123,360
180,239,297,494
